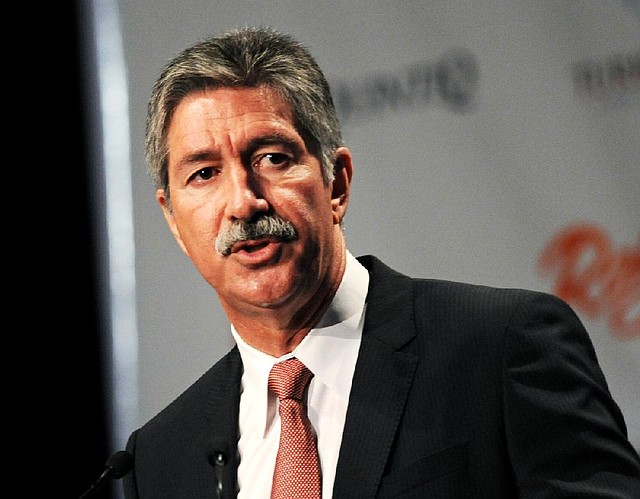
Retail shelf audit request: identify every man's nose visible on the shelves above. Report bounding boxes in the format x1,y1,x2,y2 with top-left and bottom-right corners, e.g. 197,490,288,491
225,165,269,220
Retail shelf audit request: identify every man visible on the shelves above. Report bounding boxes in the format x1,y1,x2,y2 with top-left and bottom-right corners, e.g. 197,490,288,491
123,27,640,497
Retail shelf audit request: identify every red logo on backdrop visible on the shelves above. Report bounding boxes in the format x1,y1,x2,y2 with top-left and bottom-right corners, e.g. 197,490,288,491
538,222,639,340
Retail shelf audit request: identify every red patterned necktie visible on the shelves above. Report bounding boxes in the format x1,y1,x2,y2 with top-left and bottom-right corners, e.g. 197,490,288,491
268,357,322,498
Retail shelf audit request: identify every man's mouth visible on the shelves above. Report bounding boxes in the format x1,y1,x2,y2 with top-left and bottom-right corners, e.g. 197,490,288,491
227,237,287,266
231,238,276,255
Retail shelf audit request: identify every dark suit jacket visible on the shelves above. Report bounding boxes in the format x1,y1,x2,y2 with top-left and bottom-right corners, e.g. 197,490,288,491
123,255,640,497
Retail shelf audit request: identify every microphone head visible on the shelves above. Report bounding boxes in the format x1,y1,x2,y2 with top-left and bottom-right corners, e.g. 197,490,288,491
207,439,230,467
105,450,133,478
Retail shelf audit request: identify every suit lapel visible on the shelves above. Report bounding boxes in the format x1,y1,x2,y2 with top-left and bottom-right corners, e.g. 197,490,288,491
333,256,419,498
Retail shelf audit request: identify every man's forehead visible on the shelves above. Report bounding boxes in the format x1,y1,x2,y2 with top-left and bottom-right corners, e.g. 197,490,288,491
167,87,295,137
180,86,291,117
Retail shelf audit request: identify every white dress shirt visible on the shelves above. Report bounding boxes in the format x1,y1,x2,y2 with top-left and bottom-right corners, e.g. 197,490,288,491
232,250,369,498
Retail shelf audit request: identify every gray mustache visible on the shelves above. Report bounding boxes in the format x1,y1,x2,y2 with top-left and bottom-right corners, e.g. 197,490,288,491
215,215,298,256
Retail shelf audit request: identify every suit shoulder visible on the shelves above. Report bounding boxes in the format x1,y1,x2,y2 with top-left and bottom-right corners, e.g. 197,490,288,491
409,276,576,334
413,277,546,296
358,253,571,327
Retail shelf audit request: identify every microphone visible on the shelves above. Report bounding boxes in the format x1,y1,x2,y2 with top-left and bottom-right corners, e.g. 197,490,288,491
79,450,133,498
208,440,229,499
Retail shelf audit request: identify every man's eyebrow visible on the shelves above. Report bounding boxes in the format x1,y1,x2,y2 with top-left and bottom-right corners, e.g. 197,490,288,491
246,133,300,151
175,150,218,169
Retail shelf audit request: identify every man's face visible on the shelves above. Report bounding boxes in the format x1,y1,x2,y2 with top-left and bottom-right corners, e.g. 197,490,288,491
159,86,351,322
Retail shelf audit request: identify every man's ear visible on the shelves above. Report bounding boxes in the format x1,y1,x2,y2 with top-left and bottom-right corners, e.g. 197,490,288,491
331,147,353,225
156,188,190,256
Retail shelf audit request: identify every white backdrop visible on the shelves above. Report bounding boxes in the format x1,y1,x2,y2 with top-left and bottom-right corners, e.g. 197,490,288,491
114,0,639,451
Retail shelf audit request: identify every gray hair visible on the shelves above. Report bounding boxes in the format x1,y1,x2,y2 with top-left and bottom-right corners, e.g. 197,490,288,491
145,26,344,201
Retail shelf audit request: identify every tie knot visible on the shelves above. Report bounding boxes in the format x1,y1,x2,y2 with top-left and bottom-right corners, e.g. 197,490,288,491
268,358,313,400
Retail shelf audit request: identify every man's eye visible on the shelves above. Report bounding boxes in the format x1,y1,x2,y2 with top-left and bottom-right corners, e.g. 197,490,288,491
189,167,217,182
256,152,290,168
